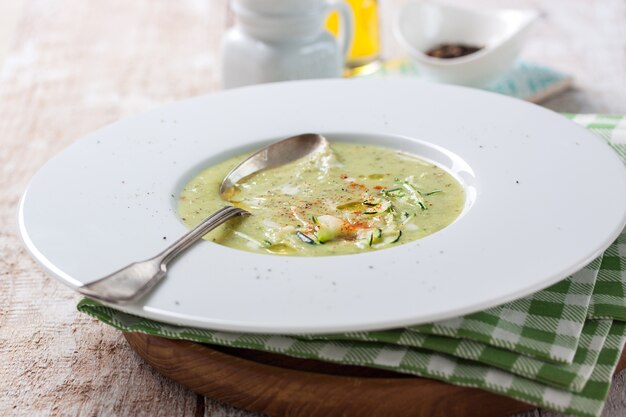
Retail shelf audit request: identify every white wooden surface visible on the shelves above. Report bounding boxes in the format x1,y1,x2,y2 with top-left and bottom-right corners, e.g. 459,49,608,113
0,0,24,68
1,0,624,416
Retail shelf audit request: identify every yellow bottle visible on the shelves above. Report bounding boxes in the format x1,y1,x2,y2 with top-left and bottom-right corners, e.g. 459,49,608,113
326,0,380,75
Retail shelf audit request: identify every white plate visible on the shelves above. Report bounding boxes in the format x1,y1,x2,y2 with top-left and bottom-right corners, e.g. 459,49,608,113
19,79,626,334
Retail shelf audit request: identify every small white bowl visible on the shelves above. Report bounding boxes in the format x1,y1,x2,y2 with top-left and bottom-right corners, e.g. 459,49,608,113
394,0,539,87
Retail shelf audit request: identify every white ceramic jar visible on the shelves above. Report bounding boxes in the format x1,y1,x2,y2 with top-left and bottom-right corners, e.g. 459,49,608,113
221,0,353,89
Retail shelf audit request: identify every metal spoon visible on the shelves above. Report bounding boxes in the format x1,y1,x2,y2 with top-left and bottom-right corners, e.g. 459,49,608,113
78,133,329,304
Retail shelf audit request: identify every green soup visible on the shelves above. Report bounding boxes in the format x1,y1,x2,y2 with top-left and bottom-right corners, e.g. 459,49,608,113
179,143,465,256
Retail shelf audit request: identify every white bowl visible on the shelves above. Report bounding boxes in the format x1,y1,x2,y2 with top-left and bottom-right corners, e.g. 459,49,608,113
19,79,626,333
394,0,539,87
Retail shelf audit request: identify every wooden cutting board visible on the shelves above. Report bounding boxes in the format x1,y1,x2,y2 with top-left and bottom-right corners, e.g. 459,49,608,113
123,332,626,417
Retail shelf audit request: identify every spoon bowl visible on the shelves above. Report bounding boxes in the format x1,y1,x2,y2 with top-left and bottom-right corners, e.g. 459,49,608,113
220,133,329,197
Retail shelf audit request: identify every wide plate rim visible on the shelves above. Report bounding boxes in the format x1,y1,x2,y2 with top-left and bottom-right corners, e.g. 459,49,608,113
18,78,626,333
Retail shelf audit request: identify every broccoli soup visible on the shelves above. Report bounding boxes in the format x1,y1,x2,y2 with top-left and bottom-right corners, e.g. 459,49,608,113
179,143,465,256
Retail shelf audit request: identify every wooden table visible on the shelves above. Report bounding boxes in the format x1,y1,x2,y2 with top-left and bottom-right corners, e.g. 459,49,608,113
1,0,624,415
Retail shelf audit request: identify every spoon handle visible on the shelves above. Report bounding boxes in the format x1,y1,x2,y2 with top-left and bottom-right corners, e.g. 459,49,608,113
77,206,249,304
158,206,249,265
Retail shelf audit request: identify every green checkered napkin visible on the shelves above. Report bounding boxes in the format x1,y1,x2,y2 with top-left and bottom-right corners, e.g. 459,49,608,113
588,217,626,321
302,319,611,392
77,115,626,417
78,300,626,417
567,114,626,163
574,115,626,323
409,259,600,364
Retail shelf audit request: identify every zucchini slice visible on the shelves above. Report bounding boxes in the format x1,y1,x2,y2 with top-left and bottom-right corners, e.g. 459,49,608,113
315,215,344,243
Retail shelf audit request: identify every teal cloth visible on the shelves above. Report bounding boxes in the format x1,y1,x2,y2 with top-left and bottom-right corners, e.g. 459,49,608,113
368,60,573,103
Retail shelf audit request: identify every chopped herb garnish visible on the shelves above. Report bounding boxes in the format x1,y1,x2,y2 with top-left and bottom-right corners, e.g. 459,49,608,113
401,181,421,195
424,190,442,196
382,187,405,197
395,180,427,209
296,231,317,244
362,198,381,207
